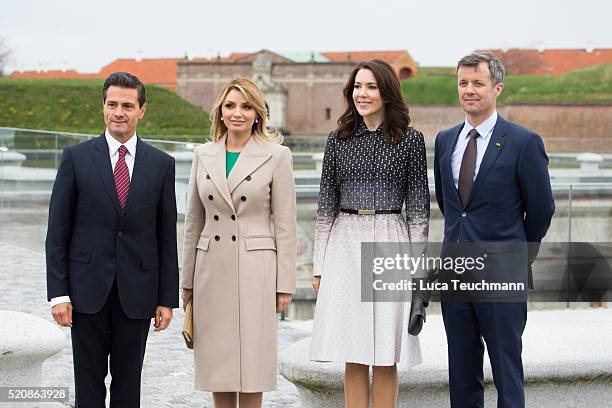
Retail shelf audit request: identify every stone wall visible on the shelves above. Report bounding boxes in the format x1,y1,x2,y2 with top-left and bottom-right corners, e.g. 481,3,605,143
410,105,612,152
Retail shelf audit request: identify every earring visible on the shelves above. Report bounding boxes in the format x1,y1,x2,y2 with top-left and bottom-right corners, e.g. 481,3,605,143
255,119,259,123
220,118,224,121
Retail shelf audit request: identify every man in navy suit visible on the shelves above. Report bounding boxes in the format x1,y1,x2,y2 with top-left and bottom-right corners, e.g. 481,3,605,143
46,72,179,407
433,53,555,407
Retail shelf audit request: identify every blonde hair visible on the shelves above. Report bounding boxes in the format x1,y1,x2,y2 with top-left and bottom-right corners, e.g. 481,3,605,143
209,78,283,144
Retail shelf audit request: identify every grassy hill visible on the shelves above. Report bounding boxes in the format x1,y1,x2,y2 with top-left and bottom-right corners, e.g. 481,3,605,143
1,65,611,142
0,78,210,141
403,63,612,105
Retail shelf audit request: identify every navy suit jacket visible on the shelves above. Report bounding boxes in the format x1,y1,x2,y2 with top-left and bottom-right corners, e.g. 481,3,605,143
434,115,555,289
46,134,179,319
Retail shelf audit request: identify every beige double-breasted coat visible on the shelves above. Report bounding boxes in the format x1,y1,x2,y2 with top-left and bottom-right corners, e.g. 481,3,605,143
181,134,296,392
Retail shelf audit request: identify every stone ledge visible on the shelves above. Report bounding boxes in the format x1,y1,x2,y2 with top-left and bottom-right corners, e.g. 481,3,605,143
0,310,67,387
280,309,612,407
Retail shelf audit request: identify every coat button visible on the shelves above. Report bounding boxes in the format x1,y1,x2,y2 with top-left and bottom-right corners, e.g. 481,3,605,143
232,235,236,241
246,175,251,181
461,212,467,218
117,230,123,237
208,195,213,200
231,215,236,220
241,196,247,202
206,174,210,180
215,235,220,241
111,257,117,263
214,215,219,221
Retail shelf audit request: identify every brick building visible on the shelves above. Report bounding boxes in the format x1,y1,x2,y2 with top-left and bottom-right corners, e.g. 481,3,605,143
176,49,417,134
10,50,416,134
478,48,612,76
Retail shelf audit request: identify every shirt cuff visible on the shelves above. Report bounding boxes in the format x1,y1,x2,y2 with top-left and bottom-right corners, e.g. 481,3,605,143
50,296,71,307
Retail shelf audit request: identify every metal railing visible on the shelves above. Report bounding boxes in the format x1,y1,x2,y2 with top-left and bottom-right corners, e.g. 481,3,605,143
2,127,612,243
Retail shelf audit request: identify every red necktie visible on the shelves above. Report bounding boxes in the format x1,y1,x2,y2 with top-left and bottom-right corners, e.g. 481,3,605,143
114,145,130,210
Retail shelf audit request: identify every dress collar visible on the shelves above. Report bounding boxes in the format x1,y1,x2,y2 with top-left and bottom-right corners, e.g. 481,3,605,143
354,119,384,137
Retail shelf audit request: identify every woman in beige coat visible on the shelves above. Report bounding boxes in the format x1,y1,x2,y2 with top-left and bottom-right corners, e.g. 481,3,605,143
181,78,297,408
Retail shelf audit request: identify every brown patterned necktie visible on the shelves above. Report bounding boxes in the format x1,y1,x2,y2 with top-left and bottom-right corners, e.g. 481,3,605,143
458,129,480,206
114,145,130,210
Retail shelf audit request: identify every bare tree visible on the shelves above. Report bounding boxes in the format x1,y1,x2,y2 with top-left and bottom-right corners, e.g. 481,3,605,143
0,37,11,76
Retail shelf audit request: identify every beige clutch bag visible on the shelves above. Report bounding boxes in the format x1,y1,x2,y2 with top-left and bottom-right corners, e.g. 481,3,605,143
182,301,193,349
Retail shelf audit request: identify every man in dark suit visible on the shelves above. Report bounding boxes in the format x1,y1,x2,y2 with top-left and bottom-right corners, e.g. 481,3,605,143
46,72,179,407
433,53,555,407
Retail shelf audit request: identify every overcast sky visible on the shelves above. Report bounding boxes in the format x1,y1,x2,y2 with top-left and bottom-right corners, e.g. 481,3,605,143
2,0,610,73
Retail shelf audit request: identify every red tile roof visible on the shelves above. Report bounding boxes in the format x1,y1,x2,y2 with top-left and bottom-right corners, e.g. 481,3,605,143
98,58,183,85
10,70,99,79
321,50,417,78
321,50,411,63
478,48,612,76
8,49,421,85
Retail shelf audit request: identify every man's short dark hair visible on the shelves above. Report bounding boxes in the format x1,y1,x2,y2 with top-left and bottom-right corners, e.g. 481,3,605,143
103,72,146,107
457,52,505,85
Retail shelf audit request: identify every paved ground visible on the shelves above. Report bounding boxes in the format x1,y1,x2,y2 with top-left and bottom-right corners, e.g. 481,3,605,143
0,207,310,407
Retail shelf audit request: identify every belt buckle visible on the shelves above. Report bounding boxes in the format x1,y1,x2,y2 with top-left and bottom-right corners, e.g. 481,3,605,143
358,209,376,215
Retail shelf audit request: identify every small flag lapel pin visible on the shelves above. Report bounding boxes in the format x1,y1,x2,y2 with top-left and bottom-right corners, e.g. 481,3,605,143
495,143,501,147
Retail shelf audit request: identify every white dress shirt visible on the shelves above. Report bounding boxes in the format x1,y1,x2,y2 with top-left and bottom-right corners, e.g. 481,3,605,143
105,129,137,178
50,130,138,308
451,111,498,189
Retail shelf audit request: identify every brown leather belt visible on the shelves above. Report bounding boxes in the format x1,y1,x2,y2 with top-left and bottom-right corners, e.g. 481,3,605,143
340,209,402,215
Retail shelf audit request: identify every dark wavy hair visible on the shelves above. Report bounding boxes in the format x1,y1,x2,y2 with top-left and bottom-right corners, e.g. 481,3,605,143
336,59,410,145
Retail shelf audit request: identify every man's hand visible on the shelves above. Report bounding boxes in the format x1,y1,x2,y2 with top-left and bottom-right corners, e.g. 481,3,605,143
312,276,321,296
51,302,73,327
276,293,293,313
154,306,173,332
182,289,193,311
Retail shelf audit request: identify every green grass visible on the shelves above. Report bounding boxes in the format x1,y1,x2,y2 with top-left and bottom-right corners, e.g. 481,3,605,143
0,78,210,141
2,65,611,142
403,64,612,105
416,66,456,77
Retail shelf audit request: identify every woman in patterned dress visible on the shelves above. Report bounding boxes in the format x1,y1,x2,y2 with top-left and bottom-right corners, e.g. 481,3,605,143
309,59,430,407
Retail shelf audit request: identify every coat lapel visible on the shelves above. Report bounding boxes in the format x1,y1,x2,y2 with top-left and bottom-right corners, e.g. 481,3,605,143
464,116,509,208
446,123,465,206
121,137,150,215
199,135,235,211
92,134,121,215
227,137,272,195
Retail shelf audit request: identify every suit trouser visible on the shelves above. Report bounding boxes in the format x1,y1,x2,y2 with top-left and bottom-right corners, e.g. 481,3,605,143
441,301,527,408
71,280,150,408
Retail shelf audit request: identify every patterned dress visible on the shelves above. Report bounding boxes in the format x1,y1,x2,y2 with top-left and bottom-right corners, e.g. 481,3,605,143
309,121,430,367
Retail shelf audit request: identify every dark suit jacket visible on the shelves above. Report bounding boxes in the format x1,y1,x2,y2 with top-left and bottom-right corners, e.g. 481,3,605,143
434,115,555,292
46,133,179,319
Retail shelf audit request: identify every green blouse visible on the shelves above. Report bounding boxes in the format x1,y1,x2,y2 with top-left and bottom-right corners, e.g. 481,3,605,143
226,151,240,177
